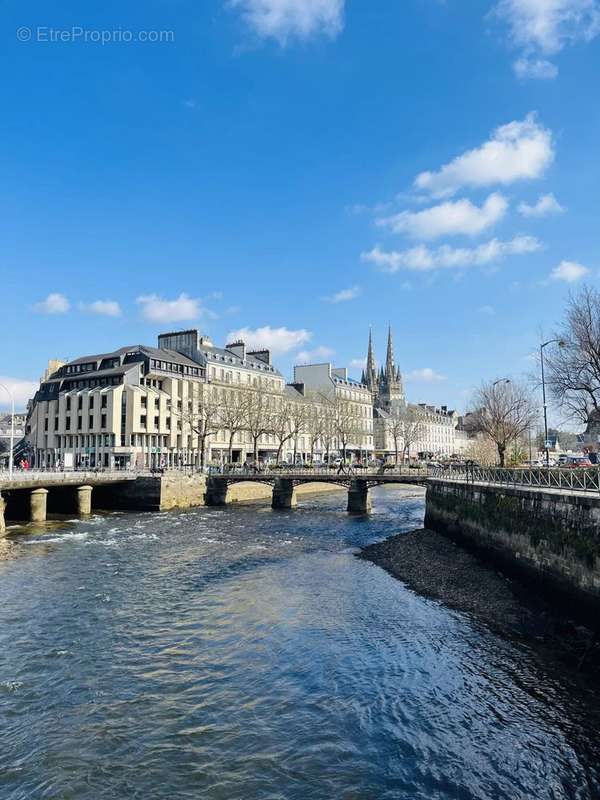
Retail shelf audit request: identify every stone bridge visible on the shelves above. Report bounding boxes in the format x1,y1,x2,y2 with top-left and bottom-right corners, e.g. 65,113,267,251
206,469,429,513
0,471,136,531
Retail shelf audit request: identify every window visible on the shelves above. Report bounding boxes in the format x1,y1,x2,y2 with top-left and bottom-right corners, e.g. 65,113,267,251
89,396,94,409
66,418,71,431
154,416,160,428
44,418,48,431
101,395,108,409
77,416,82,430
141,396,147,408
89,415,94,428
78,397,83,410
101,414,107,429
140,415,147,428
66,397,71,411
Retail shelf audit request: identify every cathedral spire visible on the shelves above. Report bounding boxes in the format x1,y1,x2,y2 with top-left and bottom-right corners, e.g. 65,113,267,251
364,326,378,391
385,325,395,382
366,327,375,377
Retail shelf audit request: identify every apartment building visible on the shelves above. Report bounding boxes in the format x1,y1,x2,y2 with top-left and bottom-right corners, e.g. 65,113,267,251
26,329,373,468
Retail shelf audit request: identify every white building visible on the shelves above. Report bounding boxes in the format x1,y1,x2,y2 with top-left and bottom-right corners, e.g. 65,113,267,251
26,330,373,469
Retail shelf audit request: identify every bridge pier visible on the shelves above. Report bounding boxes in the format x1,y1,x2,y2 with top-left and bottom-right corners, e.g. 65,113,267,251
30,488,48,523
347,479,371,514
205,478,230,506
76,485,93,516
272,479,297,510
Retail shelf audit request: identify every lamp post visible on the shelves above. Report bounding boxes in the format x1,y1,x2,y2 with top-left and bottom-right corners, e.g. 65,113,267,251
0,383,15,479
540,339,565,468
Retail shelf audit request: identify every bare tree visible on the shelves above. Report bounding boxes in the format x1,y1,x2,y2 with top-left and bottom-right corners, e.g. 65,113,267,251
219,390,247,463
319,398,337,464
304,395,327,463
467,380,536,467
176,388,221,469
545,286,600,425
270,399,295,463
401,406,426,463
289,401,309,464
242,388,273,465
385,405,425,464
331,396,359,462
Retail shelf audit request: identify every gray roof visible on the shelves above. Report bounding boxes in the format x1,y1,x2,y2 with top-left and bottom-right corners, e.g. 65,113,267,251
63,345,202,372
200,344,282,376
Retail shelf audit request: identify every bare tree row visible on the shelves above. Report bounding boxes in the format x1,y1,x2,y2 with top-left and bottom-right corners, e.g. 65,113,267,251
175,387,371,468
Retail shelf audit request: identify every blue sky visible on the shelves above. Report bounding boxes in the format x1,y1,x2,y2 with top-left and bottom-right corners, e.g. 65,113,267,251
2,0,599,420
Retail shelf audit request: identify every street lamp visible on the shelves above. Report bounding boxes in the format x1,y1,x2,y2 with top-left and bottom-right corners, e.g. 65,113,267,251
540,338,565,468
0,383,15,479
493,378,511,387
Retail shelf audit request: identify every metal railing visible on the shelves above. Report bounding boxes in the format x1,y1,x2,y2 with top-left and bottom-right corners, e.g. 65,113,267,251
212,465,429,478
429,465,600,493
0,469,137,484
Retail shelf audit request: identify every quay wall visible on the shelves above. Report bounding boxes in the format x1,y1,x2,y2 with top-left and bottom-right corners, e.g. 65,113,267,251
93,474,207,512
424,479,600,619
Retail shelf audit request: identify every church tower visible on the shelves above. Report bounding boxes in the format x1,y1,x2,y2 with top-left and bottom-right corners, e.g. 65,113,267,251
378,326,405,410
361,326,379,397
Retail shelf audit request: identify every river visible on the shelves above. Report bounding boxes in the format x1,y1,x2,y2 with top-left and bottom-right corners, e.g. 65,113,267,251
1,487,599,799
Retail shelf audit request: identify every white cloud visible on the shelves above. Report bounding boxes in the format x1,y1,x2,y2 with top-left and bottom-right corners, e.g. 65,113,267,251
361,235,541,273
414,114,554,198
324,286,361,303
497,0,600,55
226,325,311,354
377,193,508,240
0,376,39,409
514,56,559,78
81,300,122,317
406,368,447,383
34,293,70,314
295,345,335,363
518,192,565,217
478,305,496,315
549,259,590,282
229,0,344,44
136,293,202,323
349,357,367,369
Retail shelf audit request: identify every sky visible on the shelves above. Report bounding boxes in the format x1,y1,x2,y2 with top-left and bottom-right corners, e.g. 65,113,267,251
2,0,599,424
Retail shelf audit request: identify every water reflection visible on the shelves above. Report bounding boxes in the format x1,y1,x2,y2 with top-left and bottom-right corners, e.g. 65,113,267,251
0,487,598,799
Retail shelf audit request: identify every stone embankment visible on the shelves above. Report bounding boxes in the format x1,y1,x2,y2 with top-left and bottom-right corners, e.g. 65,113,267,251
424,479,600,620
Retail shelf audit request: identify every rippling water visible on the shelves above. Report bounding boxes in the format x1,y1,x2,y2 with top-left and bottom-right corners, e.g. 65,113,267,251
1,487,599,800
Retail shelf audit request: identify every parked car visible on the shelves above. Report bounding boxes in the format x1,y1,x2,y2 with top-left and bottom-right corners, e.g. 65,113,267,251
563,455,593,468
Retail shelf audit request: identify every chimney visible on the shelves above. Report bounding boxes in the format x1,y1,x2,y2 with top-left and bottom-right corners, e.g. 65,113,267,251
226,340,246,360
247,349,271,365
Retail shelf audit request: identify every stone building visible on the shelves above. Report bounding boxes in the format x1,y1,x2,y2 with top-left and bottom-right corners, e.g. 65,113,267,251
26,330,373,469
293,362,374,460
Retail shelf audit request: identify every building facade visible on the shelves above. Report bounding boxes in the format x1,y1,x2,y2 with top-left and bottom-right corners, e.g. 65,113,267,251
26,330,373,469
